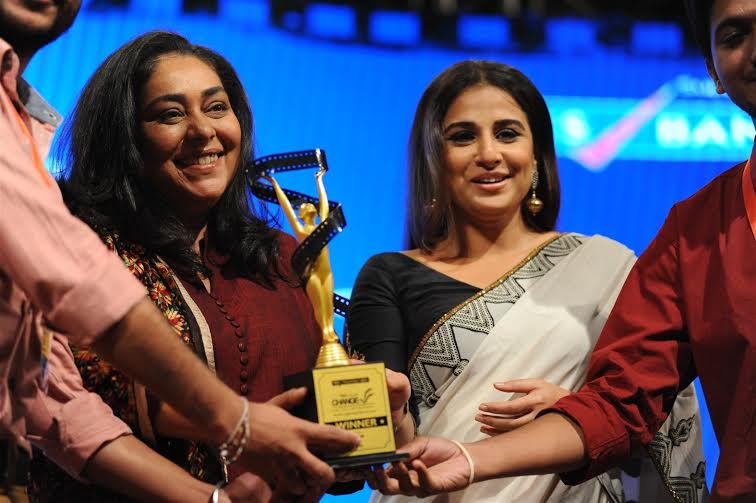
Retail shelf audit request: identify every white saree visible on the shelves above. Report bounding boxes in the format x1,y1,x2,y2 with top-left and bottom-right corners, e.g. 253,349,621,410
372,234,706,503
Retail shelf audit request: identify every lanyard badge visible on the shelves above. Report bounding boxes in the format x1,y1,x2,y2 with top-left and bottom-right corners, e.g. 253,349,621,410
39,326,52,393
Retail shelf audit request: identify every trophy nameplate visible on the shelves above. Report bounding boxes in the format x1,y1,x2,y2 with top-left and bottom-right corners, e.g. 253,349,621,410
284,361,406,467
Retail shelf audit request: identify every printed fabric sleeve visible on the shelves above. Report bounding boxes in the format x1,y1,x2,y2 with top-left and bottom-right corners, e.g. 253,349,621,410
24,332,132,479
0,89,145,346
546,207,696,483
346,254,407,373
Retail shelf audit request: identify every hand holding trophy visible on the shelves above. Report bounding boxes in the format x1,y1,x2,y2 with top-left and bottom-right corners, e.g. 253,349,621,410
252,149,408,468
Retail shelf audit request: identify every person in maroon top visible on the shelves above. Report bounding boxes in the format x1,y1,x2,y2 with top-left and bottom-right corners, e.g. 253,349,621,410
368,1,756,502
25,31,384,501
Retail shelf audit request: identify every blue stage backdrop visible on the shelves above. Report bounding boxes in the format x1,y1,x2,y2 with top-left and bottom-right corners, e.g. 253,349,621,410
28,0,747,497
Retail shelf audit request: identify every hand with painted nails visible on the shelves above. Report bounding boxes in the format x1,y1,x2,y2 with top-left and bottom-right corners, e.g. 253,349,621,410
475,379,569,436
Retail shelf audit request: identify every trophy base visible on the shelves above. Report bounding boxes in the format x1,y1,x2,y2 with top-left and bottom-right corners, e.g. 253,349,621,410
327,451,409,470
284,362,402,466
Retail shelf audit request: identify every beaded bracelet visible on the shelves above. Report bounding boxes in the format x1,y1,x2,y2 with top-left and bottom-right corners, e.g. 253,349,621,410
218,399,249,466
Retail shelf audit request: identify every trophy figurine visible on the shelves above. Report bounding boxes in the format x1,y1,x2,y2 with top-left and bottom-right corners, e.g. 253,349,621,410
258,150,407,468
262,168,347,368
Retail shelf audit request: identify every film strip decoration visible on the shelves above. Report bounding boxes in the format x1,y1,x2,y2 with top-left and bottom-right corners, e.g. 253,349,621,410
247,149,350,318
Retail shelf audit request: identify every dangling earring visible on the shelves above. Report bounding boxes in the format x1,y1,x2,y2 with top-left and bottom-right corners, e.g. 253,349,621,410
526,168,544,215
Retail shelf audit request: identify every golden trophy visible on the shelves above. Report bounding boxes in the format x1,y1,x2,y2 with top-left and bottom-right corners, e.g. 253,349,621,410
252,149,407,468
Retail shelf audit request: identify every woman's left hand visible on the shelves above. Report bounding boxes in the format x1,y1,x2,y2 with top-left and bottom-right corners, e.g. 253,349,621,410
475,379,569,436
385,368,411,416
349,360,410,419
367,437,473,497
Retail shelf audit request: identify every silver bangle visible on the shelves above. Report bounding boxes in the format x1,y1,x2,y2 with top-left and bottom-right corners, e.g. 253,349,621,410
210,482,223,503
218,398,250,466
450,440,475,488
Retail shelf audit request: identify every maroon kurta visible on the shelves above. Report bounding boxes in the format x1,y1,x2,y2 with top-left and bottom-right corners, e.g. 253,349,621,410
181,233,322,402
180,233,322,481
550,160,756,503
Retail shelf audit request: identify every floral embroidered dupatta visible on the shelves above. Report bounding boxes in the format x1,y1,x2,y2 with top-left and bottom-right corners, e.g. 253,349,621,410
29,232,222,502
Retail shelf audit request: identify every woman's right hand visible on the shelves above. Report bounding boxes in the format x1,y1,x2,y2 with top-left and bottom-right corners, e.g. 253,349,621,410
368,437,473,497
475,379,569,436
240,390,361,500
385,368,411,419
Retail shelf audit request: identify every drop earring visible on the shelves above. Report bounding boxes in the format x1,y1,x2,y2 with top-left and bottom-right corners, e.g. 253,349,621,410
526,168,544,215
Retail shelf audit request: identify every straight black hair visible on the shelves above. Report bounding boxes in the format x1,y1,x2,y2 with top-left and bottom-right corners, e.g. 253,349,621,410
407,60,560,252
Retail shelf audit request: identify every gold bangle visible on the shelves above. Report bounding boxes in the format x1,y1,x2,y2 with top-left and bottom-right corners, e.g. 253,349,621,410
450,440,475,488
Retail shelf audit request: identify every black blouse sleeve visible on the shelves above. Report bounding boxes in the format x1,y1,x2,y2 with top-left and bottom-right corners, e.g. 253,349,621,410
347,254,408,374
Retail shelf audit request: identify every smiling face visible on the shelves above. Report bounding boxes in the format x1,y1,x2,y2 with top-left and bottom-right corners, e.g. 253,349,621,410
707,0,756,120
139,54,242,225
442,84,536,225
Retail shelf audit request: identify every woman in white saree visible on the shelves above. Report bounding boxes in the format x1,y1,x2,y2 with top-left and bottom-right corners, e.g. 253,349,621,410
347,61,706,503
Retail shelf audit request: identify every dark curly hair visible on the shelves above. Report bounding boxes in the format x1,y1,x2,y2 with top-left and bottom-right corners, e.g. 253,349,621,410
56,31,283,286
